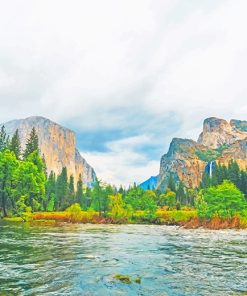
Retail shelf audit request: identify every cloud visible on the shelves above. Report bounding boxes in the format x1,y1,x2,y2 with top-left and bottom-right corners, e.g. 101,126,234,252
1,0,247,185
81,135,160,187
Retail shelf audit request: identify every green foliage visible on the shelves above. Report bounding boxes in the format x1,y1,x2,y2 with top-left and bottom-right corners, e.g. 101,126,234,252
176,181,186,204
0,148,46,217
196,149,220,162
201,160,247,199
55,167,68,210
108,193,130,221
9,129,21,159
167,175,176,192
66,203,82,223
125,188,157,221
16,156,45,211
0,125,9,152
196,145,229,162
45,171,56,211
159,191,176,208
76,174,84,208
196,180,247,219
91,179,114,215
157,209,197,223
47,193,55,211
23,127,39,159
0,150,19,216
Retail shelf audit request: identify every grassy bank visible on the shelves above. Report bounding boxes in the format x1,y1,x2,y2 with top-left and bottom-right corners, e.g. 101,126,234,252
3,208,247,229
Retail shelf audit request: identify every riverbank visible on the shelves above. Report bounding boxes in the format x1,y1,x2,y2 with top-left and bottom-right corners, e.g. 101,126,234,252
3,209,247,229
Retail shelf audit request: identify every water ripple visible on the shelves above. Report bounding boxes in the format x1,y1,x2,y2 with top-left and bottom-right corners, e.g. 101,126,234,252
0,222,246,295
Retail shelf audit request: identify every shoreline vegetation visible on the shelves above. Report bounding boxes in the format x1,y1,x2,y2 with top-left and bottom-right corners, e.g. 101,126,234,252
3,206,247,229
1,127,247,230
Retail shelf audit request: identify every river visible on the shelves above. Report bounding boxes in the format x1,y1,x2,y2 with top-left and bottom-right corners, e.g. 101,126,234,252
0,222,246,296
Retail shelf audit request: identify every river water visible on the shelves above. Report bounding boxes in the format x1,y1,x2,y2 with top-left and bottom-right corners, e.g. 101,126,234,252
0,222,246,296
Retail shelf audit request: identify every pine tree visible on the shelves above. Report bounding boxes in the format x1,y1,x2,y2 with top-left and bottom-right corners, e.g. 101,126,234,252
0,125,9,152
69,175,75,200
228,160,241,188
42,154,47,176
176,181,186,204
9,129,21,159
45,171,56,211
167,175,176,192
76,174,84,208
23,127,39,159
55,167,68,210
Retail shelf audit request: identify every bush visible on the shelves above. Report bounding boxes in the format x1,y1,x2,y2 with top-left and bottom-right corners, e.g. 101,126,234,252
196,180,247,219
66,203,82,223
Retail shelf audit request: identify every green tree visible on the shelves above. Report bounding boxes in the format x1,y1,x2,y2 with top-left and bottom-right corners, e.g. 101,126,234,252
159,190,176,208
176,181,186,204
66,203,82,223
167,175,176,192
0,150,19,216
91,179,104,215
76,174,84,208
9,129,21,159
55,167,68,210
45,171,56,211
0,126,9,152
109,193,128,221
16,157,46,211
68,175,75,200
23,127,39,159
196,180,247,219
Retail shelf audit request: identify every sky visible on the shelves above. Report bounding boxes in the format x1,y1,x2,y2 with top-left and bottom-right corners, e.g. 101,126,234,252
1,0,247,186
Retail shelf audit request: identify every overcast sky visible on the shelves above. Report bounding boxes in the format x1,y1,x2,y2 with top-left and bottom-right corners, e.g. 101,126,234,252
1,0,247,186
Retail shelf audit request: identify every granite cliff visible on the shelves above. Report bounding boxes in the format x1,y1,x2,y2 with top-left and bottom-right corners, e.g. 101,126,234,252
157,117,247,191
1,116,96,187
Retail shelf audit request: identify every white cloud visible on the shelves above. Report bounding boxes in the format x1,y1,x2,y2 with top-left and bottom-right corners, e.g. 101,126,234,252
1,0,247,184
81,135,159,187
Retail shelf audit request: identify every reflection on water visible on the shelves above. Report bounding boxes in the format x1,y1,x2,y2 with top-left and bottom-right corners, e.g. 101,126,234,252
0,222,247,296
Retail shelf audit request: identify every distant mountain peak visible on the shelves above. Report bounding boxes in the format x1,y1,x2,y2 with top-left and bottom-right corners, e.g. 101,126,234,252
139,175,158,190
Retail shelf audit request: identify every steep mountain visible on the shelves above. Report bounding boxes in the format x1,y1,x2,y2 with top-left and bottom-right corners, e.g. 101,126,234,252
157,117,247,190
139,176,158,190
1,116,96,187
197,117,247,149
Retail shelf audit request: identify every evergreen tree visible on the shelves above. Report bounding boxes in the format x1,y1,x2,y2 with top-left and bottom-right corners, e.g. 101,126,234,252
9,129,21,159
228,160,241,188
91,179,103,215
55,167,68,210
76,174,84,208
167,175,176,192
0,150,19,216
176,181,186,204
0,125,9,152
69,175,75,200
84,187,92,208
45,171,56,211
23,127,39,159
42,154,47,176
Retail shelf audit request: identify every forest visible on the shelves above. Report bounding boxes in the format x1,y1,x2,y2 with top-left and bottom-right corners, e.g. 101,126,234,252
0,126,247,228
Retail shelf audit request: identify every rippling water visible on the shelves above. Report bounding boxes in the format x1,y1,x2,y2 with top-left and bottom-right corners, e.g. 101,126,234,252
0,222,247,296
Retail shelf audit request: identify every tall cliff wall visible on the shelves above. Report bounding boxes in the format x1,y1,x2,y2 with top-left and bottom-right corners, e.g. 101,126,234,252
157,117,247,190
2,116,96,187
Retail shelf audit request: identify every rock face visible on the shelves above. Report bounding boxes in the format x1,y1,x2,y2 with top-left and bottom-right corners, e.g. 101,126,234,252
198,117,247,149
157,117,247,190
1,116,96,187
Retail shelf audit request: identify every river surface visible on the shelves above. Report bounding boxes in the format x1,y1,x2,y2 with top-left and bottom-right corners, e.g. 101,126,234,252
0,222,247,296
